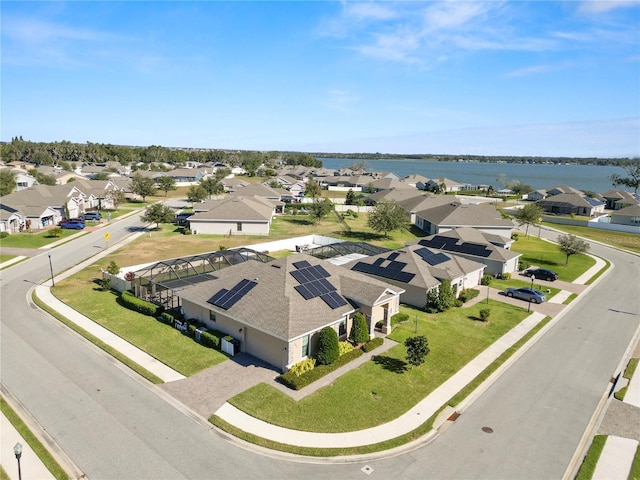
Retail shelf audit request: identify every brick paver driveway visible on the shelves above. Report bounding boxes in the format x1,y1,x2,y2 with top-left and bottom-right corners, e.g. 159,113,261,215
159,354,280,418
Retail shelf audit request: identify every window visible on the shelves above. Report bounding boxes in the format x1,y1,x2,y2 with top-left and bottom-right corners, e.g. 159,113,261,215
631,216,640,225
339,319,347,337
237,222,242,232
209,310,216,322
301,335,309,357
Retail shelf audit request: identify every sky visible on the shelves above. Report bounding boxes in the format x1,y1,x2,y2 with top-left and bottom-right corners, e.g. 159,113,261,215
2,1,639,158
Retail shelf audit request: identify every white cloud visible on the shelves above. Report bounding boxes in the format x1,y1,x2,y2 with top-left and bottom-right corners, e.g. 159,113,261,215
504,64,553,78
343,2,399,21
578,0,639,14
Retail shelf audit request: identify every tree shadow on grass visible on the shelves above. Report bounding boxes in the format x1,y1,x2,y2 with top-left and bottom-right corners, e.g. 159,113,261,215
338,230,385,242
467,315,488,323
372,355,408,373
281,217,315,226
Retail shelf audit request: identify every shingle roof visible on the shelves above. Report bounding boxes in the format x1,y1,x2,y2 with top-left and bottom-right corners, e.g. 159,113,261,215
416,202,513,228
417,228,520,262
537,193,602,208
173,254,402,340
190,196,276,222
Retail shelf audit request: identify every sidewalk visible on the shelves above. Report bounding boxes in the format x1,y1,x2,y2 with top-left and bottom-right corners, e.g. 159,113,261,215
1,415,55,480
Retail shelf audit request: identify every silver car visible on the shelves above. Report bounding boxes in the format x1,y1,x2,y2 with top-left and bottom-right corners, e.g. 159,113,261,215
504,287,546,303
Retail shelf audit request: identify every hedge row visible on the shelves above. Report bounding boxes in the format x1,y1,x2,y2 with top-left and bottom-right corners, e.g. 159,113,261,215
391,312,409,327
362,337,383,352
120,291,163,316
458,288,480,303
279,348,364,390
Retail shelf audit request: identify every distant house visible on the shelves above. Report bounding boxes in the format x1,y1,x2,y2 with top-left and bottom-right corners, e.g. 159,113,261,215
401,174,430,190
166,168,210,186
536,193,605,217
415,202,514,237
219,177,248,192
171,254,404,371
423,177,464,192
416,228,521,277
0,167,36,191
609,204,640,226
188,195,282,235
600,190,640,210
545,185,583,196
526,189,547,201
0,205,24,233
344,245,486,308
228,183,285,201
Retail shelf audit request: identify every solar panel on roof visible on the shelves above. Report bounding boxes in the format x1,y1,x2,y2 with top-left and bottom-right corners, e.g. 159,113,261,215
387,260,406,270
318,277,337,292
294,284,314,300
373,258,384,266
321,291,348,309
306,282,322,297
426,252,449,266
290,270,307,284
387,252,400,261
293,260,311,269
312,265,331,278
208,279,257,310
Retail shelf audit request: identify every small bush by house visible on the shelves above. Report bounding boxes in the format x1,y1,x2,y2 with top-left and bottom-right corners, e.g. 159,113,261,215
362,337,383,352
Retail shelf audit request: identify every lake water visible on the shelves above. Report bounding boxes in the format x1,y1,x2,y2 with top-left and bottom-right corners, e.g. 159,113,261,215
317,158,626,194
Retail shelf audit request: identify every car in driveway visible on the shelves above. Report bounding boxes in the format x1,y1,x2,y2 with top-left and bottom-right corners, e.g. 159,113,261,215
82,212,102,221
523,268,559,281
504,287,547,303
61,220,85,230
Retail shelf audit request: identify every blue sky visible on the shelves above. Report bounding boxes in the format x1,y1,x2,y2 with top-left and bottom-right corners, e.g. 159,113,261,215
2,1,639,157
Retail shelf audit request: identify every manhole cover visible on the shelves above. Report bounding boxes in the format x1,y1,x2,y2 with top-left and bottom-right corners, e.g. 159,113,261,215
482,426,494,433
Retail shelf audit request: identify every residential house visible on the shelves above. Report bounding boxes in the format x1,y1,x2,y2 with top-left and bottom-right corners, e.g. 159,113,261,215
416,228,521,277
0,205,24,233
219,177,248,192
401,174,430,190
396,193,455,224
344,245,486,308
166,168,210,186
188,195,282,235
228,183,286,202
415,202,514,237
609,204,640,226
171,254,404,371
600,190,640,210
545,185,584,196
526,189,547,201
536,193,605,217
423,177,464,193
0,167,36,191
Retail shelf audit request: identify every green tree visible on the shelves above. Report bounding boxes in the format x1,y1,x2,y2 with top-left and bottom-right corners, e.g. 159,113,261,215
514,203,543,237
345,189,355,206
425,279,455,313
349,312,370,345
557,233,590,265
34,171,57,186
367,200,409,238
315,326,340,365
187,184,208,204
610,162,640,193
129,173,156,201
157,176,176,197
140,203,175,229
93,172,110,181
308,198,332,224
200,177,223,198
0,169,16,195
106,189,126,210
304,178,322,199
215,167,231,180
404,336,430,368
106,260,120,275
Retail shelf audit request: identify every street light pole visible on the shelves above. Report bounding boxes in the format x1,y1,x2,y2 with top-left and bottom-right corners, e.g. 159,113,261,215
527,275,535,312
14,442,22,480
48,253,55,287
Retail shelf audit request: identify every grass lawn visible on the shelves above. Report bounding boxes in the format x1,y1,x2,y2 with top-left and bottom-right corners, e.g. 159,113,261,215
575,435,607,480
0,228,83,249
53,266,228,376
542,222,640,254
511,235,595,282
0,254,15,263
227,301,529,433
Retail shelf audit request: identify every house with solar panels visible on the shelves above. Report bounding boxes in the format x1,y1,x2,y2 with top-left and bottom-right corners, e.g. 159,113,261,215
171,254,404,371
417,227,521,277
344,245,486,309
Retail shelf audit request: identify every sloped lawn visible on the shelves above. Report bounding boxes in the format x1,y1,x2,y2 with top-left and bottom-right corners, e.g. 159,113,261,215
227,301,529,433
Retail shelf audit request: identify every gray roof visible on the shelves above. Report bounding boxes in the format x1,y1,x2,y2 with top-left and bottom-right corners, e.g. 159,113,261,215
228,183,283,199
173,254,402,340
537,193,602,208
190,196,277,222
612,204,640,216
416,202,513,228
417,228,520,262
0,184,85,209
343,244,486,290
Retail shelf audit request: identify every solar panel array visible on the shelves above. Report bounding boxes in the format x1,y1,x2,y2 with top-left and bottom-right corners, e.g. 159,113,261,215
207,278,257,310
290,260,348,309
415,247,450,266
351,251,415,283
419,237,492,258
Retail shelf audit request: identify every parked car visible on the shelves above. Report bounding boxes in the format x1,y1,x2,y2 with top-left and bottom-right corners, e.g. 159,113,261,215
59,217,83,226
82,212,102,221
523,268,558,281
61,220,85,230
504,287,547,303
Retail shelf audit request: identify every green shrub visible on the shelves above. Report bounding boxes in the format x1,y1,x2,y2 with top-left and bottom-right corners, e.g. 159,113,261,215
158,312,175,326
511,232,519,240
390,312,409,326
315,326,340,365
501,272,511,280
458,288,480,303
362,337,383,352
338,341,354,356
518,260,531,271
182,227,192,235
375,320,383,329
454,299,464,307
479,309,491,322
480,274,493,286
200,329,225,350
279,349,363,390
287,358,316,377
106,260,120,275
0,231,9,239
349,312,370,345
120,291,163,316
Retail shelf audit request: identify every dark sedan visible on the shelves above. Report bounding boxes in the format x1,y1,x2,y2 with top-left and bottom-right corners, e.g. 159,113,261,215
523,268,559,281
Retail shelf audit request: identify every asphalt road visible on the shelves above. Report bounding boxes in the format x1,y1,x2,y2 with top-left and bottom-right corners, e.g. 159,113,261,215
1,221,639,479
